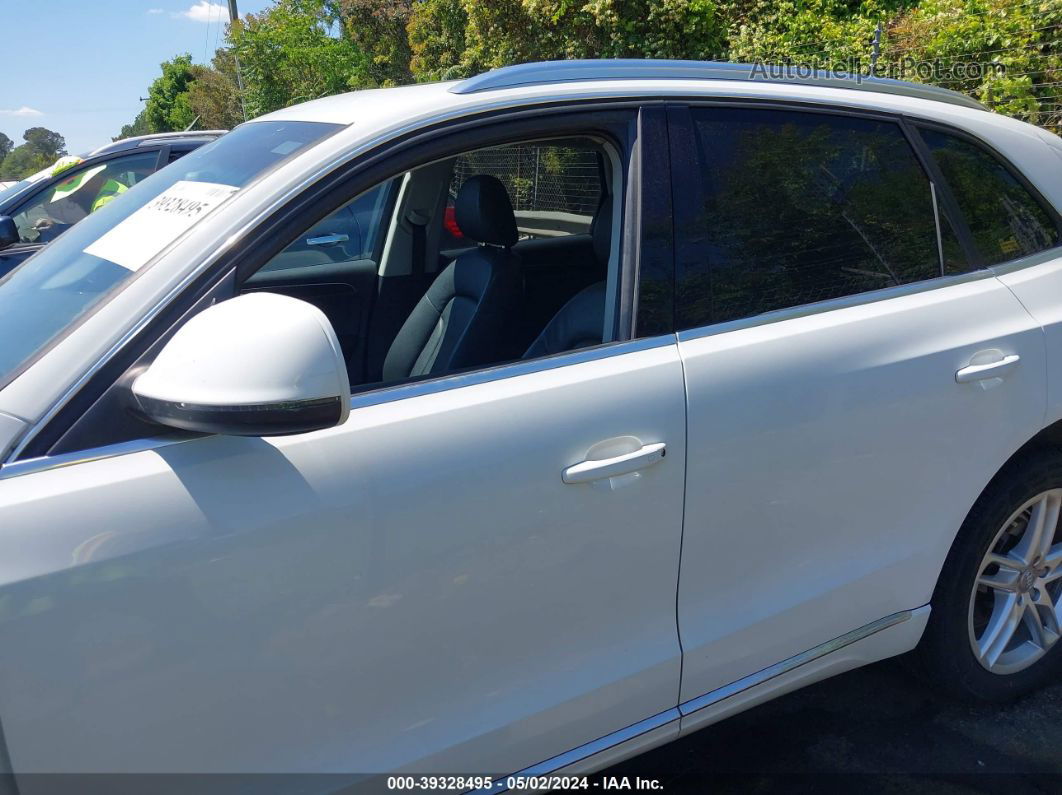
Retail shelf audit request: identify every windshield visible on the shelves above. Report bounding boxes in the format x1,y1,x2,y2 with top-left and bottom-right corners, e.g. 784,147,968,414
0,179,30,204
0,181,30,205
0,170,47,208
0,120,342,387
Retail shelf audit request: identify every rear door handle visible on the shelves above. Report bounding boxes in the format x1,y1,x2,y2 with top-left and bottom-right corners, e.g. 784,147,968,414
956,354,1021,383
562,442,666,484
306,233,349,247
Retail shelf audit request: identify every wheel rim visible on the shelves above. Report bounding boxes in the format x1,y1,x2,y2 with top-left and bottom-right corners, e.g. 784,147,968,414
969,488,1062,675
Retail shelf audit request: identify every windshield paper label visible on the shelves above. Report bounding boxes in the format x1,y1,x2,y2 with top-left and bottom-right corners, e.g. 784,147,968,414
84,181,239,271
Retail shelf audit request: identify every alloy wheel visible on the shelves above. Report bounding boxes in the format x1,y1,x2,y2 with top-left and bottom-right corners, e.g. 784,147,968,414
968,488,1062,674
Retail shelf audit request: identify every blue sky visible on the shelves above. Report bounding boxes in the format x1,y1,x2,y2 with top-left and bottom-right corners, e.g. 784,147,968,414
2,1,275,155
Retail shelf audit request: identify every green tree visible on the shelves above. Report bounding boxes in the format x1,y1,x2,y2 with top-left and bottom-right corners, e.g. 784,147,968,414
337,0,414,86
882,0,1062,128
408,0,469,81
187,48,245,129
145,54,207,132
0,131,12,175
440,0,726,77
231,0,370,118
114,0,1062,141
23,127,66,161
0,127,67,180
116,110,150,141
0,147,47,180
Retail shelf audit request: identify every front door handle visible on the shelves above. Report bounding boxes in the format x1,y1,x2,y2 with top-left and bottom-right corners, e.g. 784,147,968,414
956,354,1020,384
562,442,666,484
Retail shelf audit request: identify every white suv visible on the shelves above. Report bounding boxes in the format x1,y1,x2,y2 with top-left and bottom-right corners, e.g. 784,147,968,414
0,60,1061,789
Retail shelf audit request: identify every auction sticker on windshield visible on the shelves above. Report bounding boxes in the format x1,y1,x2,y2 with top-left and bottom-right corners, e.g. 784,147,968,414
84,181,239,271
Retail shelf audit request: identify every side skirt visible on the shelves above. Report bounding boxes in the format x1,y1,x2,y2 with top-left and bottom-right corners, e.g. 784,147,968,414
478,606,930,792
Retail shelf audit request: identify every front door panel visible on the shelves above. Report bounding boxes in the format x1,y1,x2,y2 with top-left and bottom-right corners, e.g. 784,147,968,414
0,342,685,778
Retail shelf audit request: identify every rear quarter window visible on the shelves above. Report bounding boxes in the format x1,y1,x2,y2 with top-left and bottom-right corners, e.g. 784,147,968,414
920,128,1060,265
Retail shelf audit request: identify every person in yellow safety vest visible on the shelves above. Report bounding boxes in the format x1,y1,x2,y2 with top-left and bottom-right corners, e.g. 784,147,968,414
47,160,128,214
88,177,128,212
26,158,132,242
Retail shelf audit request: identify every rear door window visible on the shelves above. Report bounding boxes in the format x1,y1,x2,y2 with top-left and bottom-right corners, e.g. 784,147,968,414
677,107,943,328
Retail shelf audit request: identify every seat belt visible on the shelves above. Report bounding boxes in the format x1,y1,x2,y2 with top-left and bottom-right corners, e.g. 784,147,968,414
406,209,429,276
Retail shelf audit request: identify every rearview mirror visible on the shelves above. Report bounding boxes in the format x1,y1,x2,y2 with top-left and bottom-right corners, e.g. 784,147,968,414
132,293,350,436
0,216,17,249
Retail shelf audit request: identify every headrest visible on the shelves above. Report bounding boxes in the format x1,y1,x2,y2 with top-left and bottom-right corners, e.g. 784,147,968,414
455,175,518,247
590,200,612,266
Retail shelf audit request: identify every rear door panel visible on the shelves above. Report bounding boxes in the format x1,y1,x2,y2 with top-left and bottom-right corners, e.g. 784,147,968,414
676,279,1045,700
666,102,1047,704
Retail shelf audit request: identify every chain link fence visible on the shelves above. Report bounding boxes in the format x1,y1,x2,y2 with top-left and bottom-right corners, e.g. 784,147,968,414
450,143,602,216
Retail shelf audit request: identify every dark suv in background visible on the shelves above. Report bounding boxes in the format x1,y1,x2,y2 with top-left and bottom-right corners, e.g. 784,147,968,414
0,130,224,276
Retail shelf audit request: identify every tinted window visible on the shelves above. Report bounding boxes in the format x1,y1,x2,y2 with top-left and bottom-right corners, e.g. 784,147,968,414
921,128,1059,265
940,212,971,275
679,108,942,328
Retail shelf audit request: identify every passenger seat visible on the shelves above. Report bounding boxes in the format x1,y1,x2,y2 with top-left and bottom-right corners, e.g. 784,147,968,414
523,203,611,358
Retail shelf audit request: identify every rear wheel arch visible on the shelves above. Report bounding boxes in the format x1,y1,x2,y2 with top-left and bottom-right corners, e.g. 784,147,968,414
926,420,1062,605
917,437,1062,700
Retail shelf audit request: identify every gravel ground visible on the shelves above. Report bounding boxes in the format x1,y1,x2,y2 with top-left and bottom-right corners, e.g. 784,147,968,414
603,658,1062,793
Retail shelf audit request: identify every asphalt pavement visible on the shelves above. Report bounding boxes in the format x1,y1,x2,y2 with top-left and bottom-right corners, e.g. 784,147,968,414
604,658,1062,793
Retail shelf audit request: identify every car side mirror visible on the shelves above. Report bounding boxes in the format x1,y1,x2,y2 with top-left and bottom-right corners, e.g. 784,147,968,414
0,216,17,250
131,293,350,436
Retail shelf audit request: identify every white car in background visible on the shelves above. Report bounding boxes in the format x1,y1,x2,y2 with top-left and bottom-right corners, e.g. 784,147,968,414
0,60,1061,791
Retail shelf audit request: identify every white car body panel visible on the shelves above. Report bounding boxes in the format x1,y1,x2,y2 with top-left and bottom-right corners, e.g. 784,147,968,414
0,343,687,776
676,276,1047,700
677,606,931,735
994,254,1062,427
0,411,26,460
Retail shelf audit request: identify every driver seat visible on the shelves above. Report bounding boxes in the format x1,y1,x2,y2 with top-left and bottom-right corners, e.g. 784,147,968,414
382,175,523,381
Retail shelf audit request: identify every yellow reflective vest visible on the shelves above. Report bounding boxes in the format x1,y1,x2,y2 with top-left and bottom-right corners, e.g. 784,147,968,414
89,178,128,212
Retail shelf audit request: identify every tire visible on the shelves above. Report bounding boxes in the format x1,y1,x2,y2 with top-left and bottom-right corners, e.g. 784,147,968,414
916,447,1062,702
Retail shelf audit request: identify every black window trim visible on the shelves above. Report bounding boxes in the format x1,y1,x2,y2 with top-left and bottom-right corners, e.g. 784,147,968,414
898,117,982,270
905,118,1062,267
14,99,670,461
666,97,1000,333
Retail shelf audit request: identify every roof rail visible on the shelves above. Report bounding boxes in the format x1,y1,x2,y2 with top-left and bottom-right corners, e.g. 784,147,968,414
450,60,986,112
89,130,228,157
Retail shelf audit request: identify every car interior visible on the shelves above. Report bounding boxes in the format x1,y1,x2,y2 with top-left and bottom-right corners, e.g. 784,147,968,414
13,152,160,245
241,136,620,391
